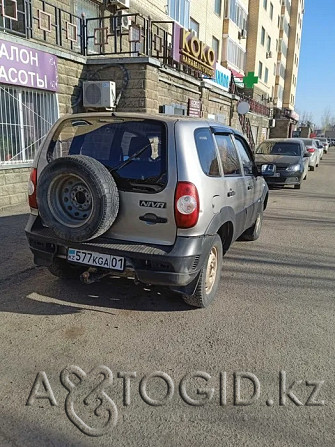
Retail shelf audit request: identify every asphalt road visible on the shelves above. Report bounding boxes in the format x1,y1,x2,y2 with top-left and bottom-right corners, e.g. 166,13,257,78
0,149,334,447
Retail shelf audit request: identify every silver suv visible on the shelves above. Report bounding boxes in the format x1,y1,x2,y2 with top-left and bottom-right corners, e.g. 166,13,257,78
26,113,269,308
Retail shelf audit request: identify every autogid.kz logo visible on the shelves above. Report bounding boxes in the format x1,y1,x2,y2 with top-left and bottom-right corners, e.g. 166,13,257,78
26,366,325,437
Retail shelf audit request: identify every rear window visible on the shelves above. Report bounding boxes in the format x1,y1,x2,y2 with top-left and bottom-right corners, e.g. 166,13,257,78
256,141,302,156
47,118,167,192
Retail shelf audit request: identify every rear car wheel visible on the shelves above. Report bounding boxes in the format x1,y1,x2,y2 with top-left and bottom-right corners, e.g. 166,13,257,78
37,155,119,242
182,234,223,308
294,183,301,189
310,166,315,171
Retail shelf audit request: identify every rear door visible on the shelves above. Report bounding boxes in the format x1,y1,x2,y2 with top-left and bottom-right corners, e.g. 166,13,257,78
213,132,246,237
105,120,178,245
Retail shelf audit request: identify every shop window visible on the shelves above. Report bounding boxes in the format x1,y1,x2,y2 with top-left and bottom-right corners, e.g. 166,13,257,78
0,85,58,165
168,0,190,29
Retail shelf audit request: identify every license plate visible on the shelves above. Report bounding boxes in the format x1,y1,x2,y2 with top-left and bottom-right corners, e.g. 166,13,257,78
67,249,124,271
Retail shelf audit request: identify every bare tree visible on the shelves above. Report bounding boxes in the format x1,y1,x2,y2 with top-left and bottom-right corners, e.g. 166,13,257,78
297,110,314,126
321,107,335,131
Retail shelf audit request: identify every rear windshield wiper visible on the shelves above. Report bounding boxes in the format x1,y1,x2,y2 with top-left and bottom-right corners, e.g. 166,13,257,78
111,143,152,173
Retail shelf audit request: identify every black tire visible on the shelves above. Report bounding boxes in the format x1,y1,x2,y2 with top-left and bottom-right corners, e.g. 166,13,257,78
310,166,315,171
294,183,301,190
303,174,307,180
240,210,263,241
182,234,223,308
48,258,84,279
37,155,119,242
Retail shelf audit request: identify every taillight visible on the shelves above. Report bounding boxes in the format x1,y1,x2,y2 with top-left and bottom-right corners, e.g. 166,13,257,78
307,147,315,153
28,168,38,209
174,182,199,228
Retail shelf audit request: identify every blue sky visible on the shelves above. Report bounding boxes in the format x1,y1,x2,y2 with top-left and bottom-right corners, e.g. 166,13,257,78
295,0,335,126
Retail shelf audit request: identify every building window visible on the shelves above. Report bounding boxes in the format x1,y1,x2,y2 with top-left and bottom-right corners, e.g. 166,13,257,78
0,0,30,37
267,35,271,52
189,17,199,37
212,36,220,62
229,0,248,30
214,0,222,16
264,67,269,83
270,2,274,19
263,0,268,11
261,27,265,46
168,0,190,29
258,61,263,80
226,37,246,71
74,0,100,53
0,84,59,166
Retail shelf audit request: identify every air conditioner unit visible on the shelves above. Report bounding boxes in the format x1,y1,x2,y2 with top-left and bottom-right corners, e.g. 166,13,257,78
238,29,247,39
266,51,273,58
107,0,130,9
269,118,276,128
83,81,116,108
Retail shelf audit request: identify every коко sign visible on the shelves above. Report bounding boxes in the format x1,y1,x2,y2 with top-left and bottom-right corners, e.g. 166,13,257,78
172,24,216,77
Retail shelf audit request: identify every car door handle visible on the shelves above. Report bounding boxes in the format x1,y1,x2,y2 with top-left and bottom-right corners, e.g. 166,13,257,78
227,190,236,197
247,185,254,190
139,213,167,224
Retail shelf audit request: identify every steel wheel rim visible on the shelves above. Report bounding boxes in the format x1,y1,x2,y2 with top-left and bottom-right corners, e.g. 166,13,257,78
205,246,218,295
48,174,93,228
255,213,262,234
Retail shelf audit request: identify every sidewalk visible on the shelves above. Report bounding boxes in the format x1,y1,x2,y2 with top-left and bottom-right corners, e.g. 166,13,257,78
0,203,30,217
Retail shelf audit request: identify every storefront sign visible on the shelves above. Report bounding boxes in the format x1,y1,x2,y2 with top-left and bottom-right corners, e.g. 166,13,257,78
0,40,58,92
203,63,231,92
173,24,216,77
188,98,202,117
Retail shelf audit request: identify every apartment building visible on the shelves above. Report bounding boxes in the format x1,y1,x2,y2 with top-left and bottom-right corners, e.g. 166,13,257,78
244,0,303,137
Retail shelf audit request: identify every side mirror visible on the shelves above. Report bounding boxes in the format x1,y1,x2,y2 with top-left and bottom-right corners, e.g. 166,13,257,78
303,152,311,158
261,164,277,177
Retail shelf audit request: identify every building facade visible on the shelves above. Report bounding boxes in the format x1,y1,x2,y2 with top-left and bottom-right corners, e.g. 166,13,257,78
0,0,302,208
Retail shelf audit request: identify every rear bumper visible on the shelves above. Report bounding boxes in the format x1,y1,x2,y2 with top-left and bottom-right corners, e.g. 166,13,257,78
25,215,215,287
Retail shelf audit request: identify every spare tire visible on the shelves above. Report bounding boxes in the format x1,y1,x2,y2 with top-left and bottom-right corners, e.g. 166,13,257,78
37,155,119,242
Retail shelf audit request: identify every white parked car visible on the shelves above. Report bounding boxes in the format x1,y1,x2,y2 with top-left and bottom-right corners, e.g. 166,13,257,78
298,139,321,171
316,137,329,154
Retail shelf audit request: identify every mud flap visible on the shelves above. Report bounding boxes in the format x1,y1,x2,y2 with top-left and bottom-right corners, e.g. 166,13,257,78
170,272,201,296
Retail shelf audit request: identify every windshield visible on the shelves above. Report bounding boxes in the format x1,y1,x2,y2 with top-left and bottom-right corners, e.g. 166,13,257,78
256,141,301,156
47,118,167,192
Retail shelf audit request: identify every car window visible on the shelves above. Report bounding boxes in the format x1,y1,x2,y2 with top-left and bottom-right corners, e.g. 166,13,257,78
194,128,221,177
214,134,242,176
233,136,254,175
256,141,301,156
48,118,167,192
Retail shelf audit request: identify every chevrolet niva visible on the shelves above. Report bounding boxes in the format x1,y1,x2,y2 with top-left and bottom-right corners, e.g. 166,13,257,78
26,113,269,308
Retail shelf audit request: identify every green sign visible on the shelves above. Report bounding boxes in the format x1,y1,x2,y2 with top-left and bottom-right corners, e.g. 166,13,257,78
243,72,259,88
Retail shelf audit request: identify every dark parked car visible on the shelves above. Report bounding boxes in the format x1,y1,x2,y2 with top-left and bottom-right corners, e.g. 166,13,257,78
254,138,310,189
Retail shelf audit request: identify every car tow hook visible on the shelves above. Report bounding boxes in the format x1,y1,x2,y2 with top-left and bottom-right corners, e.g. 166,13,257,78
80,268,109,285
